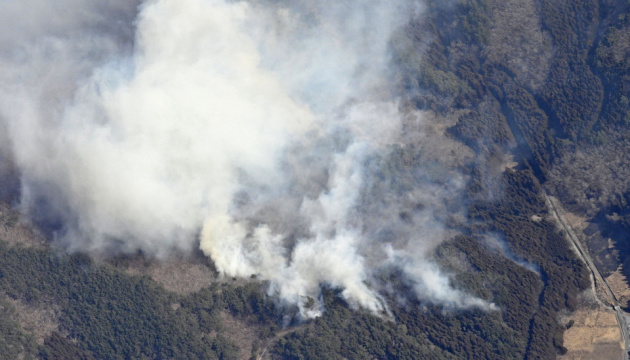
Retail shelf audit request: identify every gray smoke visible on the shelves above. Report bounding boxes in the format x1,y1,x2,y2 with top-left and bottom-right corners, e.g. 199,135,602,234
0,0,494,317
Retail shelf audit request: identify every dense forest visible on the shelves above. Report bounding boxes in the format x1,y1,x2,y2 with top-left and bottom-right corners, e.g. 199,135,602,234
1,0,629,359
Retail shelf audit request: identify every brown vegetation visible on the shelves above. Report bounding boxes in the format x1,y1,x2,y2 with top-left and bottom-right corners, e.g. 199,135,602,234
606,267,630,308
548,132,630,217
0,203,46,248
560,309,624,359
484,0,553,89
218,311,269,360
5,296,60,345
125,258,216,295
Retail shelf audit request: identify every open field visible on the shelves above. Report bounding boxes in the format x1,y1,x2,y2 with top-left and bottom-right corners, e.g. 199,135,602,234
561,309,624,360
125,258,216,295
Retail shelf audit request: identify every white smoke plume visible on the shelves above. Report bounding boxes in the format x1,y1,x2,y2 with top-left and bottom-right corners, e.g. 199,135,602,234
0,0,494,316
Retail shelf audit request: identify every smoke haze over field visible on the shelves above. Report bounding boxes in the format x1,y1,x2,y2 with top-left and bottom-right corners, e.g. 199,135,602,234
0,0,494,316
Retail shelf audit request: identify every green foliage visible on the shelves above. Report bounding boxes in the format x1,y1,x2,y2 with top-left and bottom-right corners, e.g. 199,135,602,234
0,243,231,360
272,291,456,360
270,164,590,360
181,281,280,334
448,99,514,151
594,24,630,129
458,0,493,44
536,0,604,138
467,169,589,358
419,66,474,98
0,1,625,360
503,85,553,178
39,332,96,360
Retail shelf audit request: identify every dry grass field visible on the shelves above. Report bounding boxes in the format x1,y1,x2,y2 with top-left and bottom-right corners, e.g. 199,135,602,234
561,309,624,360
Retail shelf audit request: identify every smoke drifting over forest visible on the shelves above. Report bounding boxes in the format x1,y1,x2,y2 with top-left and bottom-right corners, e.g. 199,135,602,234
0,0,493,316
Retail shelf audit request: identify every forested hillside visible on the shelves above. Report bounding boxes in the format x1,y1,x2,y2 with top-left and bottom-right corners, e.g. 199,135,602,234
1,0,629,359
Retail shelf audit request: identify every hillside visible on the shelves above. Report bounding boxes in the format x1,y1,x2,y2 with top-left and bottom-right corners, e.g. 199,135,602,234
1,0,629,359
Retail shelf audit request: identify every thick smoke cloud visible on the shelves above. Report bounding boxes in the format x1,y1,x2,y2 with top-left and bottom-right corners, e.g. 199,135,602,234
0,0,493,316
